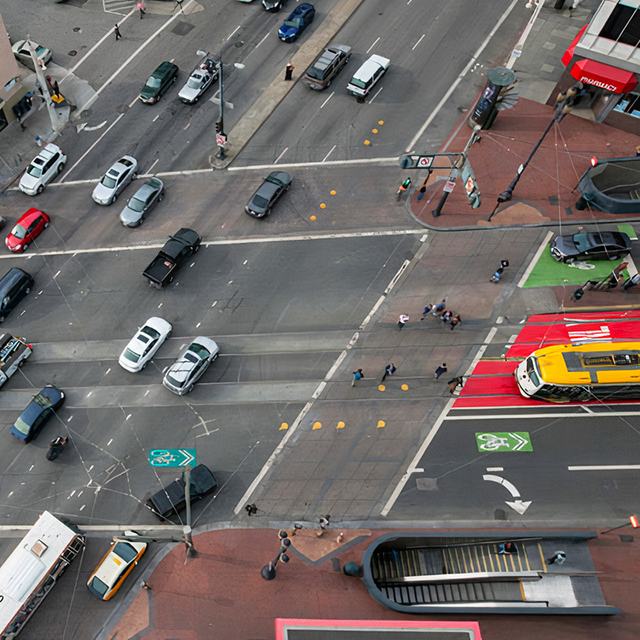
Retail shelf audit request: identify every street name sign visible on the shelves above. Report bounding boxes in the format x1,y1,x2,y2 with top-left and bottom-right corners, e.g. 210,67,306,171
149,449,197,467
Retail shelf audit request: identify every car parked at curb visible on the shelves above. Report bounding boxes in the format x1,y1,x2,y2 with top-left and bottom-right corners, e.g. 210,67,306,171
244,171,292,218
118,317,172,373
163,337,219,395
92,156,138,205
19,144,66,196
549,231,632,263
10,385,65,443
12,39,52,70
140,61,179,104
119,178,164,227
304,44,351,90
5,208,50,253
87,532,147,600
278,2,315,42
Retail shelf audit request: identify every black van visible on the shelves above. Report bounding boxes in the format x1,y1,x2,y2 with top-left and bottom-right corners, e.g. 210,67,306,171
0,268,34,322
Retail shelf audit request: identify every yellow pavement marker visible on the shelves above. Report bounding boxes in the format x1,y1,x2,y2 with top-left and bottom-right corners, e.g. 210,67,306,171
377,420,385,428
312,422,322,430
279,422,289,430
337,421,345,429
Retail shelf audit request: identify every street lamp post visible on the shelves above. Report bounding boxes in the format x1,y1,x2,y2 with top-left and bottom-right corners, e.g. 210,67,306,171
215,59,225,160
260,531,291,580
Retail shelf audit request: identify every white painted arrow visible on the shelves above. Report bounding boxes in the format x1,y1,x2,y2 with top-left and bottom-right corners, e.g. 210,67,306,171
83,120,108,132
483,474,532,515
509,432,529,451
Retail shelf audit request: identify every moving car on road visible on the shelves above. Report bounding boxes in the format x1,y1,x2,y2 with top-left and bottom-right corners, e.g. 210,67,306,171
0,334,32,388
119,317,172,372
304,44,351,90
142,228,201,288
162,337,219,395
87,532,147,600
178,59,218,104
549,231,632,263
92,156,138,205
119,178,164,227
147,464,217,519
0,267,34,322
5,208,50,253
12,39,52,70
245,171,292,218
263,0,287,10
140,61,179,104
18,143,66,196
10,385,65,443
278,3,315,42
347,54,390,100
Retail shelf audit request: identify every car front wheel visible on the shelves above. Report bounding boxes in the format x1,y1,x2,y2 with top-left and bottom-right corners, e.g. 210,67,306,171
37,185,44,195
57,162,65,174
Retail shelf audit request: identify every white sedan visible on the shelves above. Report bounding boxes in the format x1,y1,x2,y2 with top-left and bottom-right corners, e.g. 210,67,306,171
119,317,172,373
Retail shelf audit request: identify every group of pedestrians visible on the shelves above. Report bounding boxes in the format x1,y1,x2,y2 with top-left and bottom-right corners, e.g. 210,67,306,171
419,299,462,330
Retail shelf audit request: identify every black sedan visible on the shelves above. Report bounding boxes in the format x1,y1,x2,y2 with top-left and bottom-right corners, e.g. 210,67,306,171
549,231,632,263
10,385,65,443
244,171,292,218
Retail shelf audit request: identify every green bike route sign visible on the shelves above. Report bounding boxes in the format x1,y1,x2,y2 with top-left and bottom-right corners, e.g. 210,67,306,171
475,432,532,452
148,449,196,467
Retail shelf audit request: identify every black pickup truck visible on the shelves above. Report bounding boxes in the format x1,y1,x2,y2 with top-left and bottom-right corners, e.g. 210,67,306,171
142,228,201,288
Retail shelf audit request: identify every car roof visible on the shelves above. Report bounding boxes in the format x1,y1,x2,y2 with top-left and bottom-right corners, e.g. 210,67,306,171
93,541,145,587
16,208,44,225
154,61,178,75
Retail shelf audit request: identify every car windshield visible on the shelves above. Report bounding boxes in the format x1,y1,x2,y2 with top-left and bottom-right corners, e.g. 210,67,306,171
141,326,160,340
101,175,117,189
128,197,145,213
34,393,53,408
190,343,211,359
10,225,27,240
284,18,302,26
35,46,47,56
147,77,162,89
26,164,42,178
572,234,590,252
89,576,109,597
13,417,31,436
252,194,269,209
187,77,201,89
113,541,138,563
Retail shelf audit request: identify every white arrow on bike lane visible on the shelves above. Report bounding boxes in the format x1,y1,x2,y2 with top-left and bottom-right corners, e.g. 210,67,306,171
483,474,532,515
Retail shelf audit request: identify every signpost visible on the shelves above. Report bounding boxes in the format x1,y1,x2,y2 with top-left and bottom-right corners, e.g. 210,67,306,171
149,449,196,467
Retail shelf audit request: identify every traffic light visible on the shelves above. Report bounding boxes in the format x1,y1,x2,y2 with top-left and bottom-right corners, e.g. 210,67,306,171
215,118,223,134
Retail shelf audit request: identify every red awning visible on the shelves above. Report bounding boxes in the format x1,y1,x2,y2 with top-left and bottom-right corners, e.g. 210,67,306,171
562,24,588,67
568,58,638,94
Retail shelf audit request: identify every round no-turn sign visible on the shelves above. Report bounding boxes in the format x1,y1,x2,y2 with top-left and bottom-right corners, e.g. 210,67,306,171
418,156,433,167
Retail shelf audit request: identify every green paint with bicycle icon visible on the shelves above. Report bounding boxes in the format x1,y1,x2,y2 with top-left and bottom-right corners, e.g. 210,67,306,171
476,432,532,452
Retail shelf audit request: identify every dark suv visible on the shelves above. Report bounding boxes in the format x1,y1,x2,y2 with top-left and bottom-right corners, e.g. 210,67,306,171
304,44,351,90
140,61,179,104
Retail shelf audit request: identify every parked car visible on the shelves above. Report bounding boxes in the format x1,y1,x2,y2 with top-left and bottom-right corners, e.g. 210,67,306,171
549,231,632,263
119,317,172,373
18,143,66,196
278,2,315,42
86,532,147,600
146,464,217,519
119,178,164,227
140,61,179,104
304,44,351,90
142,228,201,288
263,0,287,10
5,208,50,253
12,39,52,70
92,156,138,205
162,337,219,395
346,54,390,100
0,334,32,389
245,171,292,218
10,385,65,443
0,268,34,323
178,59,218,104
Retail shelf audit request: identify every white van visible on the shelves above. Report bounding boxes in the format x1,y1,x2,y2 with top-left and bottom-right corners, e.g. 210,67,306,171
346,54,390,100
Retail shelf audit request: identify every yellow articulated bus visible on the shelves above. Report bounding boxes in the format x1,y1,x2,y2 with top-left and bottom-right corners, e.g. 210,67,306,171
515,341,640,403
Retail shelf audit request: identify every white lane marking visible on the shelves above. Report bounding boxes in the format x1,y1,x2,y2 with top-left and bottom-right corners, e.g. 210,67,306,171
228,157,398,171
385,259,410,294
444,410,640,420
483,474,531,514
61,113,125,181
274,147,289,164
253,31,271,52
486,467,504,472
227,25,241,40
368,86,384,104
568,465,640,471
412,34,425,51
320,92,334,109
518,230,554,288
381,398,456,517
0,229,424,259
322,145,336,162
324,350,347,380
147,158,160,174
128,95,139,109
360,295,385,330
405,0,520,152
366,37,380,54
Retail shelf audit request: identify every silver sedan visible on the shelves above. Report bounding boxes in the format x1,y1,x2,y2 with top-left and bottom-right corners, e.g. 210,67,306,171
92,156,138,206
119,178,164,227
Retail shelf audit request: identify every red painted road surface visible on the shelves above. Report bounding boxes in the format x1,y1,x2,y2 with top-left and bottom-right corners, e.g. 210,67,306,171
455,311,640,408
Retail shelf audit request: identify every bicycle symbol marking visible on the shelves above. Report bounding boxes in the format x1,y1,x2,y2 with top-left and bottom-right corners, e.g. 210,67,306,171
477,433,510,451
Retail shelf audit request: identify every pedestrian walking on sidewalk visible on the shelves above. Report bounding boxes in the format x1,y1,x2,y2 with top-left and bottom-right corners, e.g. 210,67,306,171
35,135,42,147
421,303,433,320
450,314,461,330
137,0,146,17
441,310,452,325
417,184,426,202
173,0,184,12
114,24,122,40
284,62,294,80
397,314,409,330
381,363,397,382
432,299,446,316
319,515,330,529
141,581,152,590
434,363,448,379
245,503,258,516
352,369,364,387
448,376,463,394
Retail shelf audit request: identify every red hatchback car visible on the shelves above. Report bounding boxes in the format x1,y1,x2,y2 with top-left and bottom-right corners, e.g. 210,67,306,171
5,208,50,252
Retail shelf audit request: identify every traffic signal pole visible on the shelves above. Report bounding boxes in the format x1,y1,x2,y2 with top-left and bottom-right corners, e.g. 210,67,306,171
216,60,226,160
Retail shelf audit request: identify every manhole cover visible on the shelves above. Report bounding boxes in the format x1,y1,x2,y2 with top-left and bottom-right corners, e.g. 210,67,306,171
234,40,244,48
73,27,81,32
171,21,195,36
80,109,92,118
69,50,78,56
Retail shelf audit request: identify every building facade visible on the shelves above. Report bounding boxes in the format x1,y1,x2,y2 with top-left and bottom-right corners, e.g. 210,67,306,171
0,12,28,133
